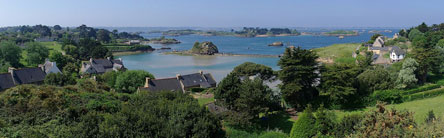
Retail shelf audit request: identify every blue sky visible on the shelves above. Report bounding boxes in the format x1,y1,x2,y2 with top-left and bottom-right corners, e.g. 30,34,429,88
0,0,443,27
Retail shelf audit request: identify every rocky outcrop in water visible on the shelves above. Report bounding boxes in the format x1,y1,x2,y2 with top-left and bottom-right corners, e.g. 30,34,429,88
191,41,219,55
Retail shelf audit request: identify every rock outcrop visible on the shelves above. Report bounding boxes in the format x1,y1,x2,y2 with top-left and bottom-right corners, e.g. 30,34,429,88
191,41,219,55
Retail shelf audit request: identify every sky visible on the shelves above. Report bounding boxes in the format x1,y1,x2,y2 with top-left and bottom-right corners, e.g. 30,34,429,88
0,0,443,28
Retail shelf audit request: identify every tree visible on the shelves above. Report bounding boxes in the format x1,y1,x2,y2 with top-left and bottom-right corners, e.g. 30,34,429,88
49,51,74,69
357,66,393,93
96,29,111,43
214,72,242,109
290,106,316,138
44,73,76,86
232,62,275,80
63,62,79,76
357,51,373,70
53,25,62,30
114,70,154,93
437,39,444,47
408,29,423,40
278,47,319,109
395,58,418,89
313,106,336,136
410,36,440,83
25,42,49,66
320,63,360,107
0,41,22,67
417,22,429,33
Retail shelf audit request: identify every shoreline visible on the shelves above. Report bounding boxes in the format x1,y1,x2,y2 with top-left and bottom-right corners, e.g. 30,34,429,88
164,51,280,58
112,50,154,56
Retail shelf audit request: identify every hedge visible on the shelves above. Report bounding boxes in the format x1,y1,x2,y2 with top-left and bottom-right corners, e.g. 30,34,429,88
402,88,444,102
371,90,402,104
400,84,441,95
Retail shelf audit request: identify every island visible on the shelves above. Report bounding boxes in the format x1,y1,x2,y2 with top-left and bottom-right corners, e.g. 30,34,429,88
268,42,284,46
154,27,300,38
322,30,359,36
148,36,181,44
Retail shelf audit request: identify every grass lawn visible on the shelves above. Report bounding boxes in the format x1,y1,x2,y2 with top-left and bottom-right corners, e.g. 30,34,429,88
314,43,360,64
39,42,63,54
334,94,444,123
198,97,214,106
225,111,294,138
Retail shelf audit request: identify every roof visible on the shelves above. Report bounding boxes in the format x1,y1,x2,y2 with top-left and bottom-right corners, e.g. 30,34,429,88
11,68,46,84
372,54,379,61
369,47,390,51
179,73,217,88
82,58,124,74
0,73,15,90
140,78,183,93
391,46,406,55
39,60,61,74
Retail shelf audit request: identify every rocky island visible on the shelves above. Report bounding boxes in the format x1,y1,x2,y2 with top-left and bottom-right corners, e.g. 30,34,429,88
322,30,359,36
191,41,219,55
268,42,284,46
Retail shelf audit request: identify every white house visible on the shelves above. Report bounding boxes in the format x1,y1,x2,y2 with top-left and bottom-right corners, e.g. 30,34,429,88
38,59,62,74
390,46,405,62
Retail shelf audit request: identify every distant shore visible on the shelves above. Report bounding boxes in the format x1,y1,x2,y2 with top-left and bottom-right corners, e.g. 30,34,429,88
112,50,154,56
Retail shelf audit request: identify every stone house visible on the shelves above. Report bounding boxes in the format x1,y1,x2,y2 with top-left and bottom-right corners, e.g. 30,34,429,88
80,57,125,74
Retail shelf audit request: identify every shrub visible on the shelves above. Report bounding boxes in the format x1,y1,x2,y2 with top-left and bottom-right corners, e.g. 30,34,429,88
402,88,444,101
371,90,402,104
259,131,287,138
190,88,205,93
290,107,316,138
400,84,441,95
334,113,362,137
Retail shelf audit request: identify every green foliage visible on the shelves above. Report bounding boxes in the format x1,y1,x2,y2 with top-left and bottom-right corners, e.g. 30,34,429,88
0,84,223,137
402,87,444,102
357,66,393,93
0,41,22,67
104,45,152,52
437,39,444,47
348,104,416,137
371,90,402,104
425,110,436,124
258,131,288,138
114,70,154,93
190,41,219,55
215,73,278,127
98,71,121,88
313,106,336,136
395,58,418,88
290,107,316,138
49,51,75,69
408,29,423,40
44,73,76,86
190,87,205,92
232,62,275,80
278,47,319,109
320,63,360,108
334,113,362,137
25,42,49,66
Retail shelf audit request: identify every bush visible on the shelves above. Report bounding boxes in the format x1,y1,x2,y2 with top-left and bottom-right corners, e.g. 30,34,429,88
190,87,205,93
290,107,316,138
259,131,287,138
402,88,444,101
371,90,402,104
334,113,362,137
400,84,441,95
114,70,154,93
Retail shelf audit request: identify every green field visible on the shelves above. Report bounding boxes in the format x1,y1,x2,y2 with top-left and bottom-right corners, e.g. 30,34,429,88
40,41,63,54
314,43,360,64
335,94,444,123
198,97,214,106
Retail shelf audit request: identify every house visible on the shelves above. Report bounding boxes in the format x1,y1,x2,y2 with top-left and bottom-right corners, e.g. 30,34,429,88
139,71,217,93
177,71,217,90
368,47,390,54
390,46,405,62
373,36,385,47
0,67,47,91
139,77,184,93
80,57,125,74
393,33,400,39
125,40,141,45
0,73,16,91
38,59,62,74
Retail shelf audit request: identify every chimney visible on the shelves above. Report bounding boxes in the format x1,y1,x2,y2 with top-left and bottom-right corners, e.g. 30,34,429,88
8,67,15,74
89,58,93,64
144,77,151,88
176,74,181,80
107,57,111,61
119,58,122,62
